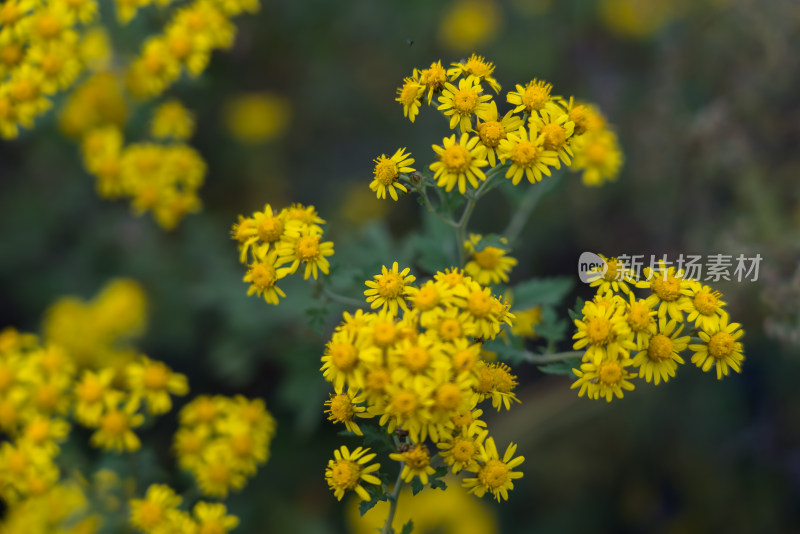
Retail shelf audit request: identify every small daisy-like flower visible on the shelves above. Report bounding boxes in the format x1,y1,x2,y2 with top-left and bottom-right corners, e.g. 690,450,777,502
276,228,334,280
73,368,115,426
497,126,559,185
571,355,636,402
364,262,416,315
389,444,436,485
193,501,239,534
506,78,555,115
90,392,144,453
447,54,501,93
325,446,381,501
430,133,488,194
150,99,194,140
560,96,593,136
129,484,182,533
418,60,448,104
683,281,728,331
640,261,692,322
624,295,657,350
587,255,635,296
510,306,542,339
324,388,370,436
395,76,423,122
573,298,635,364
488,362,520,411
438,427,488,473
379,381,434,441
369,148,414,201
689,316,744,380
437,77,493,132
476,101,524,167
243,249,290,305
126,356,189,415
632,317,689,385
320,329,379,391
464,235,518,285
529,107,575,168
194,444,247,498
571,128,623,186
462,437,524,502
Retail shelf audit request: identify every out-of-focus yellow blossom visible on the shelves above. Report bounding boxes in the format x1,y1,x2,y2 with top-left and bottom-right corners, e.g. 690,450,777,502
150,100,195,140
599,0,683,39
174,395,276,498
126,356,189,415
129,484,182,533
223,92,291,144
348,475,498,534
59,73,127,139
438,0,501,52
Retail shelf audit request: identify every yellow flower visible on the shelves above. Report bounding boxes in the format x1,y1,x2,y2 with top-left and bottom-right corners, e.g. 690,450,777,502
320,329,379,391
223,92,291,144
430,133,488,194
389,444,436,485
639,261,692,322
193,502,239,534
418,60,448,104
529,106,575,168
150,99,195,140
683,281,728,331
89,392,144,453
447,54,501,93
464,235,517,285
438,426,488,473
462,437,524,502
243,249,290,305
126,356,189,415
129,484,182,533
586,255,635,296
370,148,414,201
395,75,423,122
570,128,623,186
475,101,523,167
193,444,247,498
324,388,370,436
506,78,555,115
437,77,493,132
438,0,501,52
689,316,745,380
509,306,542,339
573,296,635,364
276,227,334,280
325,446,381,501
497,126,559,185
570,355,636,402
631,317,689,385
364,262,416,315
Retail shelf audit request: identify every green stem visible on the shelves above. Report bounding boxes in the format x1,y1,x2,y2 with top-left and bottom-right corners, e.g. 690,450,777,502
523,351,584,365
455,171,500,267
321,286,367,309
504,183,544,245
419,184,458,228
381,464,405,534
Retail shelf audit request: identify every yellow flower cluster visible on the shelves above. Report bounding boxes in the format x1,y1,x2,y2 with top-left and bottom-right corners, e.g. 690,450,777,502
322,266,525,502
0,478,98,534
571,258,745,402
0,0,104,139
378,55,623,197
173,394,277,498
80,121,206,229
130,483,239,534
232,202,335,304
125,0,259,99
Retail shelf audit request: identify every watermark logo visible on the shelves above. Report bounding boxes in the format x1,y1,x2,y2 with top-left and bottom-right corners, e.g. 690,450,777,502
576,253,762,283
578,252,607,284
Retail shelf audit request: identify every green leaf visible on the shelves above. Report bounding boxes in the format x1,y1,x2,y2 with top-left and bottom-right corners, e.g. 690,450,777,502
410,477,424,496
430,467,448,491
305,305,328,335
535,306,567,345
400,519,415,534
359,486,389,516
568,297,586,322
511,277,574,309
360,424,393,451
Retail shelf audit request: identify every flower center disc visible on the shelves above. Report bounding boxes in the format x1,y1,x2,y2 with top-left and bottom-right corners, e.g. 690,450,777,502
441,145,471,173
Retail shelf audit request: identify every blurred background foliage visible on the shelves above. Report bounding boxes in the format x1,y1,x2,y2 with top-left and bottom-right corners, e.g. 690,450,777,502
2,0,800,531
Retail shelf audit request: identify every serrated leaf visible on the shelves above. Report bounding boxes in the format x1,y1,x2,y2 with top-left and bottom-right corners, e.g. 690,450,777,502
306,306,328,335
430,467,448,491
360,424,393,450
410,477,424,495
535,306,567,345
359,486,389,516
400,519,414,534
569,297,586,322
511,277,574,309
